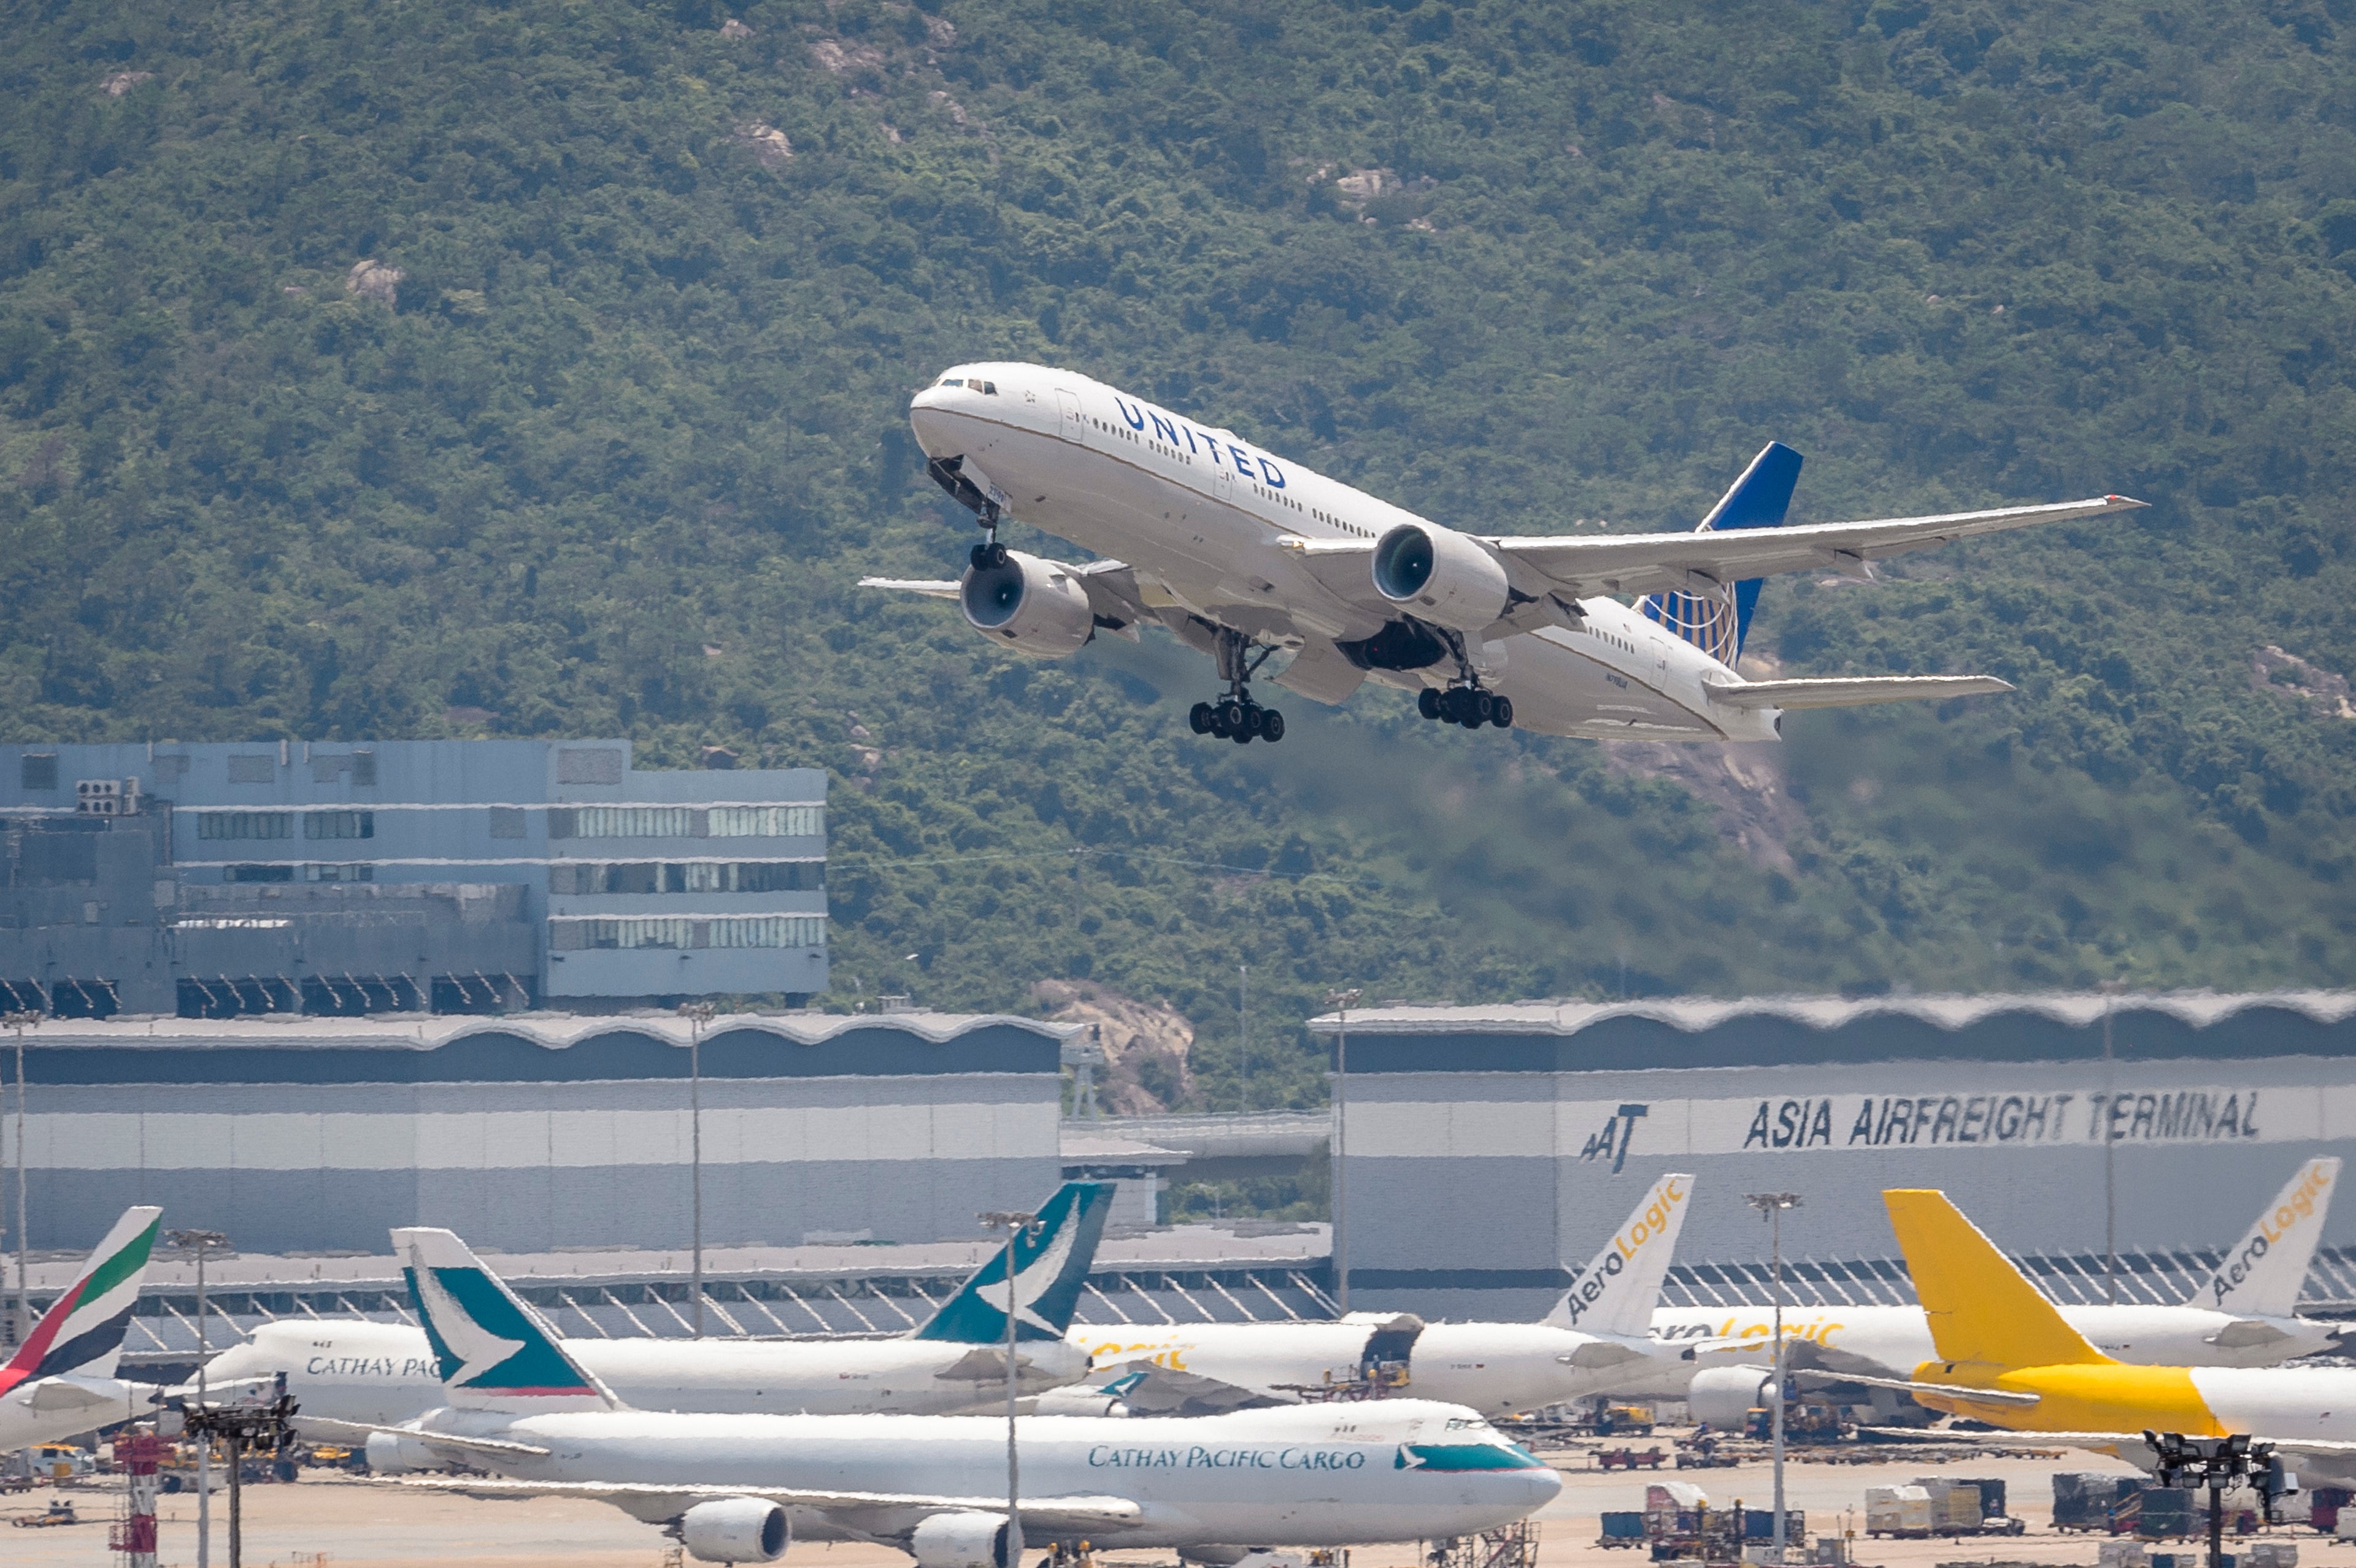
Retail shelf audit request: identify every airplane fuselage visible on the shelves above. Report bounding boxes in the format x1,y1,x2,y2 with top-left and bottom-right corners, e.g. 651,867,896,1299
1070,1320,1630,1414
417,1399,1561,1549
907,364,1782,742
1608,1302,2339,1397
210,1321,1093,1427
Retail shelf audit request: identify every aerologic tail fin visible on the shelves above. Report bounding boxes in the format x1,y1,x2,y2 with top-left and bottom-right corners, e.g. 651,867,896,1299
2,1205,161,1386
1884,1189,2111,1372
2200,1157,2341,1316
912,1180,1117,1344
1639,442,1803,664
1544,1173,1695,1336
393,1227,620,1413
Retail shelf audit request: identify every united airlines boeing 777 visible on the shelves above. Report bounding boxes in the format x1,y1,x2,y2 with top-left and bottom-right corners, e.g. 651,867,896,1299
864,365,2145,743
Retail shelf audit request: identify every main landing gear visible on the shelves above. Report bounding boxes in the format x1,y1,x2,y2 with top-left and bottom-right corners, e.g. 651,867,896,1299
968,501,1008,572
1191,628,1286,745
1420,684,1514,729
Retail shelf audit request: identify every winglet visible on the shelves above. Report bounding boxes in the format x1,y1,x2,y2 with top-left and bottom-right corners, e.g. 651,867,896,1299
2200,1157,2341,1317
1545,1173,1695,1336
1,1205,161,1388
1883,1189,2111,1372
911,1181,1116,1343
394,1227,620,1413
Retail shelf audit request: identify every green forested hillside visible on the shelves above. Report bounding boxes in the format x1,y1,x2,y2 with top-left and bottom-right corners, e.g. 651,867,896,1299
4,0,2355,1110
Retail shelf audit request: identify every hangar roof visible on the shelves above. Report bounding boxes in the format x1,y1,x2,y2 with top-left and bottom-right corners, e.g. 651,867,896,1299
1305,990,2356,1072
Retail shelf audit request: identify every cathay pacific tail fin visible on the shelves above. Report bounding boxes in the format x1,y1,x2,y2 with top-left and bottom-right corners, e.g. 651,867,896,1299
1884,1189,2111,1372
1544,1173,1694,1337
912,1180,1116,1344
1,1205,161,1386
394,1226,620,1414
2200,1157,2341,1316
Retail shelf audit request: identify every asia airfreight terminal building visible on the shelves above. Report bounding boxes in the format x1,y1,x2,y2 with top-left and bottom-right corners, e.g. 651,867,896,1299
0,739,826,1015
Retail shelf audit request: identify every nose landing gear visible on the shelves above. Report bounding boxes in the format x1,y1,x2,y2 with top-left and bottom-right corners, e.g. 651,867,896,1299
1419,685,1514,730
1192,628,1286,745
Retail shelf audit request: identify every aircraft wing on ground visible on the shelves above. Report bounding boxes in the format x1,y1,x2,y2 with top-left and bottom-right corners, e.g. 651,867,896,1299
395,1475,1144,1534
1284,496,2146,602
1862,1426,2356,1482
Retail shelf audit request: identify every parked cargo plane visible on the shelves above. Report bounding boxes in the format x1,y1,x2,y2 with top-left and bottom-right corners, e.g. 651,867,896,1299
207,1181,1112,1437
0,1206,163,1450
349,1227,1561,1566
1622,1157,2344,1418
1855,1186,2356,1488
863,365,2145,742
1069,1172,1693,1412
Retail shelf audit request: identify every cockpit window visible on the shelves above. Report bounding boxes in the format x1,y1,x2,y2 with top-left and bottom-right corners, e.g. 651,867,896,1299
939,377,965,388
977,380,998,394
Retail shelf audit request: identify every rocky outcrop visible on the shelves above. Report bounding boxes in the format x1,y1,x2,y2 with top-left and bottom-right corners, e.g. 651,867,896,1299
1036,980,1196,1115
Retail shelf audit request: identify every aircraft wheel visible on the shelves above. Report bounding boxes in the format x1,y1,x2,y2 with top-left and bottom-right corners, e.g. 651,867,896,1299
1417,687,1442,721
1260,709,1285,742
1189,702,1214,734
1490,696,1514,729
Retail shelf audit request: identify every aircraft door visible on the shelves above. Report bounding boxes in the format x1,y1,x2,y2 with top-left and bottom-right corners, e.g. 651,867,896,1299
1212,461,1234,503
1057,388,1086,443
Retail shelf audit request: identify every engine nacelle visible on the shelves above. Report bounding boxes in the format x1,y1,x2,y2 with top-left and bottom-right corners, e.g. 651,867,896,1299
1371,523,1511,633
363,1431,453,1475
961,551,1095,658
680,1497,790,1564
1686,1365,1777,1430
910,1510,1013,1568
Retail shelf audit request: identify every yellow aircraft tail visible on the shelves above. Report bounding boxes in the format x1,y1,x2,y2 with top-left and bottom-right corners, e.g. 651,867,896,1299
1884,1189,2112,1372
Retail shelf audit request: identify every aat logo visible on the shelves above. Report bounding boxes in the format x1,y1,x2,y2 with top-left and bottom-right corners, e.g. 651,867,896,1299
1579,1104,1649,1174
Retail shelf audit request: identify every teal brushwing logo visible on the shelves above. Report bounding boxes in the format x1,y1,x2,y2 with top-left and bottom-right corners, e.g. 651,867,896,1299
1395,1443,1548,1472
914,1181,1114,1343
404,1264,598,1396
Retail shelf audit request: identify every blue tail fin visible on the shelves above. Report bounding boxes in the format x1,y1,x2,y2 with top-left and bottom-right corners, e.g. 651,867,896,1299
911,1180,1115,1343
1640,440,1804,664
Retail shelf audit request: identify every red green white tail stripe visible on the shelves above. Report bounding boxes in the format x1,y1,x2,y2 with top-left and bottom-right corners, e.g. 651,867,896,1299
0,1205,162,1395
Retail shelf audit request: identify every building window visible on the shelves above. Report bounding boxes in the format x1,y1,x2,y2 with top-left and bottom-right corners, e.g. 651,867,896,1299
352,750,377,786
226,864,295,883
304,863,375,882
549,861,824,894
550,805,698,840
707,805,823,837
199,812,294,840
488,807,526,839
20,755,57,791
304,810,374,840
549,915,825,950
226,755,277,783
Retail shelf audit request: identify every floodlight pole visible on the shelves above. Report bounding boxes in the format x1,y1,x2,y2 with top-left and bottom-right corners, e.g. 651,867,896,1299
3,1009,36,1353
982,1209,1041,1568
1325,989,1361,1315
679,1002,716,1337
167,1228,228,1568
1746,1193,1802,1566
2100,982,2123,1304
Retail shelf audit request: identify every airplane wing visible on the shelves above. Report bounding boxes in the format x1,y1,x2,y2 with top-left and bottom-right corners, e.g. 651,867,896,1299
858,577,961,599
1796,1370,2041,1407
395,1475,1144,1534
1282,496,2146,602
860,559,1152,641
298,1415,553,1461
1862,1426,2356,1476
1703,675,2014,710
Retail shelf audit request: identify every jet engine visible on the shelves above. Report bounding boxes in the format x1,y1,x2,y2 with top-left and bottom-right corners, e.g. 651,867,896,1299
679,1497,790,1564
362,1431,453,1474
961,551,1095,658
1685,1365,1777,1430
910,1510,1014,1568
1371,523,1510,633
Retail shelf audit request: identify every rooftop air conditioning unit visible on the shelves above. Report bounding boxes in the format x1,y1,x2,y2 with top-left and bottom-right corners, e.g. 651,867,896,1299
76,778,139,816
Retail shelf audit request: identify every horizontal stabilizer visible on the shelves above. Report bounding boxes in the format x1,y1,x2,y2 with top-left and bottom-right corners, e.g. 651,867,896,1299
859,577,961,599
1705,675,2014,710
